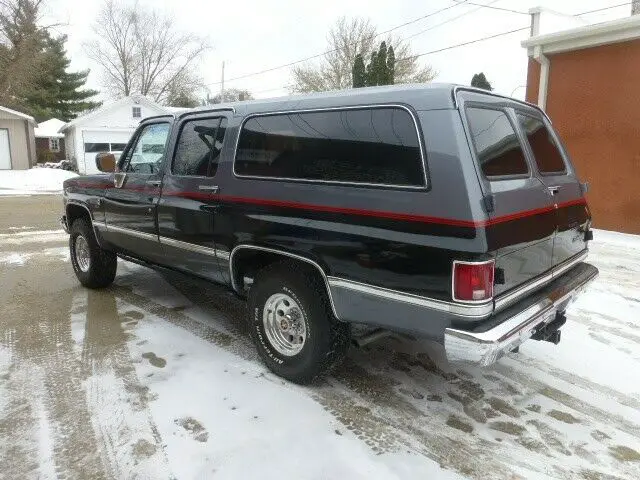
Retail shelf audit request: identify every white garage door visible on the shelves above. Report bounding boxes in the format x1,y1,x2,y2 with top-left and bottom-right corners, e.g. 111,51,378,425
82,130,134,174
0,129,11,170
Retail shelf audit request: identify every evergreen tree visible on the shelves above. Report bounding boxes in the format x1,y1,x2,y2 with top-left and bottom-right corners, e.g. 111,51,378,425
23,35,101,122
387,46,395,85
471,72,492,91
360,41,395,87
352,53,366,88
366,51,378,86
376,42,388,85
1,1,100,121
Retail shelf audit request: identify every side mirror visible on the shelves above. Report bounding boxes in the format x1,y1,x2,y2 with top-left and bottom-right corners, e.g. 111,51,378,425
95,152,116,173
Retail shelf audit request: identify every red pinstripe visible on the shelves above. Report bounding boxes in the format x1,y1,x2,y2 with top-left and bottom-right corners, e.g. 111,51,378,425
73,181,587,228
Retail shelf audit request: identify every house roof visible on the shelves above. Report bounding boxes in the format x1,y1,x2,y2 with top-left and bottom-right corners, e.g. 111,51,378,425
58,94,172,133
35,118,65,138
522,14,640,55
0,105,36,125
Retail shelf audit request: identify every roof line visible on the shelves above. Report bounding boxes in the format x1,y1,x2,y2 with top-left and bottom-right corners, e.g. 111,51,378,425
522,13,640,52
58,94,172,133
0,105,36,124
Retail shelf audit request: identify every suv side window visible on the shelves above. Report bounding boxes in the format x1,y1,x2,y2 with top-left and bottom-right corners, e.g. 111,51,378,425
466,107,529,178
173,118,227,177
121,123,171,174
516,113,567,174
235,107,425,187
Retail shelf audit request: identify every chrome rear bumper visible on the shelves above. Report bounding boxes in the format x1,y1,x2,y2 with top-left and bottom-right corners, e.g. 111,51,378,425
444,262,598,366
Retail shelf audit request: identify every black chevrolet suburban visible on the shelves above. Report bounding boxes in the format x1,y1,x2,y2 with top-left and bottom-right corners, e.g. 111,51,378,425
60,84,598,383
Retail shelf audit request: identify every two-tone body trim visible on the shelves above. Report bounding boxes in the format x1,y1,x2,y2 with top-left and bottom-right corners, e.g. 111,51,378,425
106,224,159,242
494,249,588,312
231,103,430,190
159,235,229,260
327,277,493,318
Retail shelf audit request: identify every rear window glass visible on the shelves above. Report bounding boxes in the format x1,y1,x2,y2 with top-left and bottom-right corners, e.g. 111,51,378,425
466,108,529,178
234,107,425,187
516,114,566,174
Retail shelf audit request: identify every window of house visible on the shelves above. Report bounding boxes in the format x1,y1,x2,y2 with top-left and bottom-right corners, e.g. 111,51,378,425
516,113,566,174
49,138,60,152
110,143,127,152
173,118,227,177
84,143,110,153
466,107,529,178
234,107,424,187
132,106,142,118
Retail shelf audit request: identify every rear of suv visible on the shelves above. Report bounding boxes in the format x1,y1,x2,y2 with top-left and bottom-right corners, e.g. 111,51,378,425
60,84,598,383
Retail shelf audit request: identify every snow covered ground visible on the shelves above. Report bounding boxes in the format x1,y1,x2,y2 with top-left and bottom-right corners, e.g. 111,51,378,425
0,221,639,479
0,168,77,195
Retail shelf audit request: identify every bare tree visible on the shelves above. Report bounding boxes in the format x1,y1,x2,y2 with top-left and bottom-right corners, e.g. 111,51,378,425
85,0,210,103
290,16,436,94
207,88,253,104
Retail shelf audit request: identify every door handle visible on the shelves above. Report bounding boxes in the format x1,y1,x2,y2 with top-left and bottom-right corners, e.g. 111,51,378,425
198,185,219,193
548,186,560,195
201,204,220,213
146,180,162,187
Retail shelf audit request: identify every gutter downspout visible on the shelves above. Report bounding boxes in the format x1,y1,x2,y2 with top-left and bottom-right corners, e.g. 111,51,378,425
533,45,550,111
529,8,550,111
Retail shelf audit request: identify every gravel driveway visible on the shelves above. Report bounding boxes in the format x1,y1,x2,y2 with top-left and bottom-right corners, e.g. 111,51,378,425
1,195,639,479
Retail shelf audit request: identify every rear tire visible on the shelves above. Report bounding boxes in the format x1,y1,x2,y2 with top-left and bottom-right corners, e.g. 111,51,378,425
69,218,117,289
248,262,350,384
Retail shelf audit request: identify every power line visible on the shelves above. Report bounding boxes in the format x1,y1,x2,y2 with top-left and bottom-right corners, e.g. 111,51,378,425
463,2,528,15
254,25,531,97
405,0,502,41
247,2,634,98
576,2,632,16
400,25,530,62
205,1,471,87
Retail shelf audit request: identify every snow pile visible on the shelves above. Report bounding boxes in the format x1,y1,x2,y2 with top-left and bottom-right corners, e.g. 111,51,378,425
0,168,78,195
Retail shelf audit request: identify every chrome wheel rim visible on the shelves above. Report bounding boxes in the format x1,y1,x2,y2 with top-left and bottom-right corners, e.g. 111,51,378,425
263,293,307,356
75,235,91,273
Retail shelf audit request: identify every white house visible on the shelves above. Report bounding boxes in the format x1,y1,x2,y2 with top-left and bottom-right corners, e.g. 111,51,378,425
58,94,173,174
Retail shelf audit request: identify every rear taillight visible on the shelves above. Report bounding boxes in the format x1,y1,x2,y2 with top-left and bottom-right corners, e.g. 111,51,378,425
452,260,495,302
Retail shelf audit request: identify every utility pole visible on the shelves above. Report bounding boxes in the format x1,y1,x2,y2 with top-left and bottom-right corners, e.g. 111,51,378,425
220,61,225,103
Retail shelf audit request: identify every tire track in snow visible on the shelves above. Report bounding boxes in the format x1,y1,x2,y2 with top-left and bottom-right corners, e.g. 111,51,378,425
75,290,174,480
0,289,108,479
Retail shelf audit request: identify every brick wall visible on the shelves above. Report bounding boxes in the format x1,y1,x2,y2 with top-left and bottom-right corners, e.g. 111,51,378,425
35,137,66,162
526,40,640,234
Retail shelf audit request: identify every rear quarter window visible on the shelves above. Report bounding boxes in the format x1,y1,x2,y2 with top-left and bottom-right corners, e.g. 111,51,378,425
516,113,567,174
234,107,425,188
466,107,529,178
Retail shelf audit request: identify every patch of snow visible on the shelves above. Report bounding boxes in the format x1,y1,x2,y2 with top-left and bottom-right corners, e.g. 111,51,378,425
0,230,67,246
126,316,461,480
0,169,77,195
0,252,30,265
34,119,65,138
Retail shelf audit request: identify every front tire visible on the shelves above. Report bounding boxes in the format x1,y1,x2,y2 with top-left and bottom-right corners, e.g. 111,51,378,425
69,218,117,289
248,262,350,384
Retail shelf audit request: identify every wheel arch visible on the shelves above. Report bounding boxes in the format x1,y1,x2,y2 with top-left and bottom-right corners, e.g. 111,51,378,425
66,201,105,247
229,245,340,319
66,201,92,227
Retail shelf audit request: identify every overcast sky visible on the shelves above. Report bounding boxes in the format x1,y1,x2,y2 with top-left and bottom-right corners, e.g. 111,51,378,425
45,0,629,102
